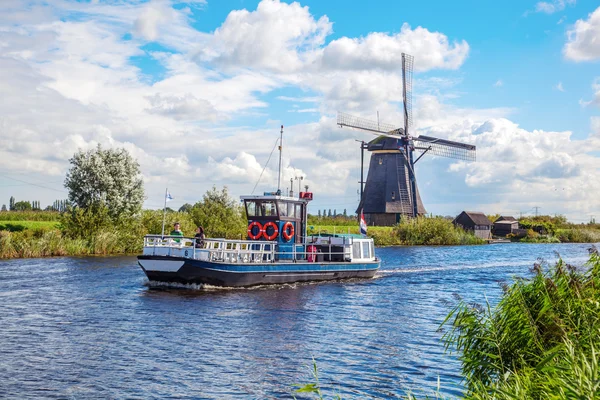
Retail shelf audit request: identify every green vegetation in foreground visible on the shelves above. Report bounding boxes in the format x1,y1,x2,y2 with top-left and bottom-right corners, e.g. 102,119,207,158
294,250,600,399
441,248,600,399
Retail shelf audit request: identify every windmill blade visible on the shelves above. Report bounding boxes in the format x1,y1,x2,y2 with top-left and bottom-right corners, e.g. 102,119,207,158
402,53,414,131
413,135,476,161
337,112,403,136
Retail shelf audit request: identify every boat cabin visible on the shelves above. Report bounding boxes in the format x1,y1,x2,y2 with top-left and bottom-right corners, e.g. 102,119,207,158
241,191,313,260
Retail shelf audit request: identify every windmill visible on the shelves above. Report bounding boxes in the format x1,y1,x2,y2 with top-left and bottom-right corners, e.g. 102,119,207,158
338,53,476,226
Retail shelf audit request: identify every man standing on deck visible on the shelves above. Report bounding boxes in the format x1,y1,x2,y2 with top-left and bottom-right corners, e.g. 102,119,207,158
170,222,184,243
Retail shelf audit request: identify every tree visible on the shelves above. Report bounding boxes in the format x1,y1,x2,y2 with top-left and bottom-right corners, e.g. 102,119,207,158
13,201,32,211
334,209,337,217
178,203,193,213
64,145,144,220
1,204,6,211
343,209,347,217
318,210,321,218
9,196,15,211
190,186,247,239
328,209,332,217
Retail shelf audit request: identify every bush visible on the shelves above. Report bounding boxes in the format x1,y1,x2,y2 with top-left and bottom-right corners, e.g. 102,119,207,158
443,249,600,398
395,216,485,246
140,210,196,236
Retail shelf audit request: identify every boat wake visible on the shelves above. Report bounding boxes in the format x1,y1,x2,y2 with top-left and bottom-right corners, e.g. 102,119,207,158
375,255,590,277
144,276,378,291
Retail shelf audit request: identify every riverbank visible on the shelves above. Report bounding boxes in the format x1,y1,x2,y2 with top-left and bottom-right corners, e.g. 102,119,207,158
1,212,599,259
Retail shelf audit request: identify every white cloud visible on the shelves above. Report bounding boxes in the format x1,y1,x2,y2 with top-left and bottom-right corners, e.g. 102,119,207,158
536,0,576,14
564,6,600,61
556,81,565,91
134,0,177,41
198,0,332,73
317,23,469,72
198,1,468,74
1,0,599,218
494,79,503,87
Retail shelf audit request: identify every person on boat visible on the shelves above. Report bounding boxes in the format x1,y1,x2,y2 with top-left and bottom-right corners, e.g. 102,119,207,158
170,222,184,243
194,226,205,248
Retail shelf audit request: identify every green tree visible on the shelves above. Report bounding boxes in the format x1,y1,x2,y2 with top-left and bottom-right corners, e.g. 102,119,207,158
64,145,144,220
190,186,247,239
9,196,15,211
178,203,193,213
13,201,32,211
1,204,6,211
343,209,347,217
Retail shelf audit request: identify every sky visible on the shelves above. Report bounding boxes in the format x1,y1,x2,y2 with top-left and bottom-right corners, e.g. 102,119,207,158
1,0,600,222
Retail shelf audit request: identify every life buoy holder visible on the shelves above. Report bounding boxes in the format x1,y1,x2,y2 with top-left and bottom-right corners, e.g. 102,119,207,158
282,221,295,241
247,221,263,240
263,221,279,241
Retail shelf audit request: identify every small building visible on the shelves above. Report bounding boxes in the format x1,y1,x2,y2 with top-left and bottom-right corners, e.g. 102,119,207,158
453,211,492,239
492,216,519,236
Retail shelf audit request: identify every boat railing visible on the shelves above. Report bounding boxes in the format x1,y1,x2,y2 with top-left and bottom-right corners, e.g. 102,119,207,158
143,235,278,263
142,235,376,264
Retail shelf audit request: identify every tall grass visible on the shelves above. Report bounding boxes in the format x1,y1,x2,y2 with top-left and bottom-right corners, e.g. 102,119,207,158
396,217,485,246
442,248,600,398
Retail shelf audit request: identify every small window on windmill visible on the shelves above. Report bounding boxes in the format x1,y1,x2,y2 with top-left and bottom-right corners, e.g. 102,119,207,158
379,157,383,165
391,191,396,200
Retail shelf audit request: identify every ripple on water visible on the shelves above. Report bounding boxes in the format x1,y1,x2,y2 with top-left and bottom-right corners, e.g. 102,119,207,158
0,243,594,398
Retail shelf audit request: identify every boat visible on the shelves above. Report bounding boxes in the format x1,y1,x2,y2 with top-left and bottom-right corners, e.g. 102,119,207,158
137,191,380,287
137,125,380,287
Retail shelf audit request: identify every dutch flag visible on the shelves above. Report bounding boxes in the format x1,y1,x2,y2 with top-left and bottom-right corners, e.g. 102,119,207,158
166,190,173,202
360,210,367,236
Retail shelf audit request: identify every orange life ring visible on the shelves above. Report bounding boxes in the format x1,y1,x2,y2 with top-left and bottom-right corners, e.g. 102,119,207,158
247,221,263,240
262,221,279,241
282,221,295,241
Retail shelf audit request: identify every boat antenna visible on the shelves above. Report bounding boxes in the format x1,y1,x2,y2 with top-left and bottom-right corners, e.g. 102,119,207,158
277,125,283,193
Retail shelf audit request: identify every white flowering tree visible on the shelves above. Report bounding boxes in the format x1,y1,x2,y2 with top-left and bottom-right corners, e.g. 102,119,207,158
64,145,144,220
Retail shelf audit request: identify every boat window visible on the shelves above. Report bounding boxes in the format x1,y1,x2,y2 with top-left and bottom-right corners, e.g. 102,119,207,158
261,201,278,217
246,201,278,217
287,203,296,218
279,201,288,217
352,242,361,259
362,241,370,259
246,201,258,217
295,204,302,219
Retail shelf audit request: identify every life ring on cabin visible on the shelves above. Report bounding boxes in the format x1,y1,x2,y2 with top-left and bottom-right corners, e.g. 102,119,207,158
282,221,295,241
247,221,263,240
262,221,279,241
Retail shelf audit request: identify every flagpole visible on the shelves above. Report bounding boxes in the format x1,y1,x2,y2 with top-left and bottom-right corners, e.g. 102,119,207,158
161,188,167,237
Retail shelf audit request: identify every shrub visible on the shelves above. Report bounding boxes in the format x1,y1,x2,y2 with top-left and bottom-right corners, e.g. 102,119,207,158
395,216,484,246
443,249,600,398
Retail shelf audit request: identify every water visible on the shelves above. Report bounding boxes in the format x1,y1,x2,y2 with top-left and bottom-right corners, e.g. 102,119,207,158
0,243,595,399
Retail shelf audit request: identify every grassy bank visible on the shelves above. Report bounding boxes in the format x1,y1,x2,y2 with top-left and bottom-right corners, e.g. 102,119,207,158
0,214,487,259
0,220,60,231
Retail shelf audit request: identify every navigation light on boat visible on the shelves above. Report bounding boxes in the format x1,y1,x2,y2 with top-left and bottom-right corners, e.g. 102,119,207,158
299,192,313,200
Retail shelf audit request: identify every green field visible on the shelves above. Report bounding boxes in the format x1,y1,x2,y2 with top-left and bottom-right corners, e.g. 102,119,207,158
0,220,60,232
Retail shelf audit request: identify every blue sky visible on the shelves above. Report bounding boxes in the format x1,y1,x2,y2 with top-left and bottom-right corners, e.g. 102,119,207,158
1,0,599,221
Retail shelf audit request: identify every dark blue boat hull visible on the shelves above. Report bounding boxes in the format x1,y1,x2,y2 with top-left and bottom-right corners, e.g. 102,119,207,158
138,255,380,287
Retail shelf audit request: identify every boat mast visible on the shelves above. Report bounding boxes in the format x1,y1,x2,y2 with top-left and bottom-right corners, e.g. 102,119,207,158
277,125,283,193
